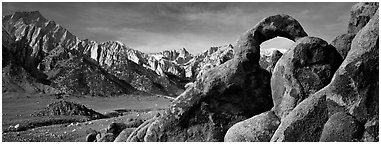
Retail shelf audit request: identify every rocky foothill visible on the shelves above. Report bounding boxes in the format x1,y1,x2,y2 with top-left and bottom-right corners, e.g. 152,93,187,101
2,2,378,142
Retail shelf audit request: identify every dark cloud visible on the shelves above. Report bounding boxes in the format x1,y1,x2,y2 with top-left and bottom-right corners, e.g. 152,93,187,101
3,2,356,54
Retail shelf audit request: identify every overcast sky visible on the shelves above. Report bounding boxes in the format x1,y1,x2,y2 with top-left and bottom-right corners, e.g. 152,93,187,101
3,2,356,54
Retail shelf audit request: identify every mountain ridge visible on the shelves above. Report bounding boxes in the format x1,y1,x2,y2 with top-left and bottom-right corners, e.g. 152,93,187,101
2,11,185,96
2,10,288,96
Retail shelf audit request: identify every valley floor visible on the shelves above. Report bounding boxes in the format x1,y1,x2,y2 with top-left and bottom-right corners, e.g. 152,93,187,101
2,92,172,142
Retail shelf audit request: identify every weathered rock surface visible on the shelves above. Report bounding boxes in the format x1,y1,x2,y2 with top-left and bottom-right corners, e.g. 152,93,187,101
324,9,379,140
97,133,116,142
361,117,379,142
126,117,158,142
319,112,362,142
86,129,100,142
106,122,128,136
331,2,378,59
331,33,356,59
272,7,379,142
326,9,378,121
271,37,342,119
113,128,136,142
125,14,308,142
224,111,280,142
348,2,379,34
85,128,99,142
86,132,98,142
270,91,328,142
266,50,283,73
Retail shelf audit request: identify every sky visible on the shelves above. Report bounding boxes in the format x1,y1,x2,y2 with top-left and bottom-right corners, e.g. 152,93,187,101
3,2,356,54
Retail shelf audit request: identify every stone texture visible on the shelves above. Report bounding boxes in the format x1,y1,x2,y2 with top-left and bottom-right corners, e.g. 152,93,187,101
270,91,328,142
319,112,362,142
331,2,378,60
331,33,356,59
224,111,280,142
270,9,380,142
95,133,102,142
106,122,128,136
126,14,308,142
86,133,97,142
325,9,379,124
113,128,136,142
97,133,116,142
271,37,342,119
361,117,379,142
348,2,379,34
126,117,158,142
266,50,283,73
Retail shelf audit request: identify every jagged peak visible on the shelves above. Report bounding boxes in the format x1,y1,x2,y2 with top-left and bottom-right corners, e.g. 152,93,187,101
9,11,48,24
198,44,233,56
159,47,191,55
180,47,188,52
179,47,192,56
14,11,43,17
98,40,146,55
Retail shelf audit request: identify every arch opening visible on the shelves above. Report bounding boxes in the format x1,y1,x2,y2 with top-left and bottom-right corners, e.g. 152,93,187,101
260,36,295,55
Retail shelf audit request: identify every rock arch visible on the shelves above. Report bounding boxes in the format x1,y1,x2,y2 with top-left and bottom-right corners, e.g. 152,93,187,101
234,14,307,65
126,14,308,142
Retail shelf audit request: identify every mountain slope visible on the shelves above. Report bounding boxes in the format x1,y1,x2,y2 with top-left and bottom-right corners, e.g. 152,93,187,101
2,11,183,96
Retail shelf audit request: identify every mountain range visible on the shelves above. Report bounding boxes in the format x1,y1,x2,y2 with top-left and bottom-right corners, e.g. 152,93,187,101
2,11,285,97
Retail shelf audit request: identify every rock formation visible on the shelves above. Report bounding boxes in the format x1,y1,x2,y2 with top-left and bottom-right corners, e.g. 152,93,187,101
325,9,379,141
270,91,328,142
319,112,362,142
265,50,283,73
224,111,280,142
125,14,308,142
348,2,379,34
331,2,378,59
271,7,379,142
271,37,342,119
114,128,136,142
331,33,356,59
